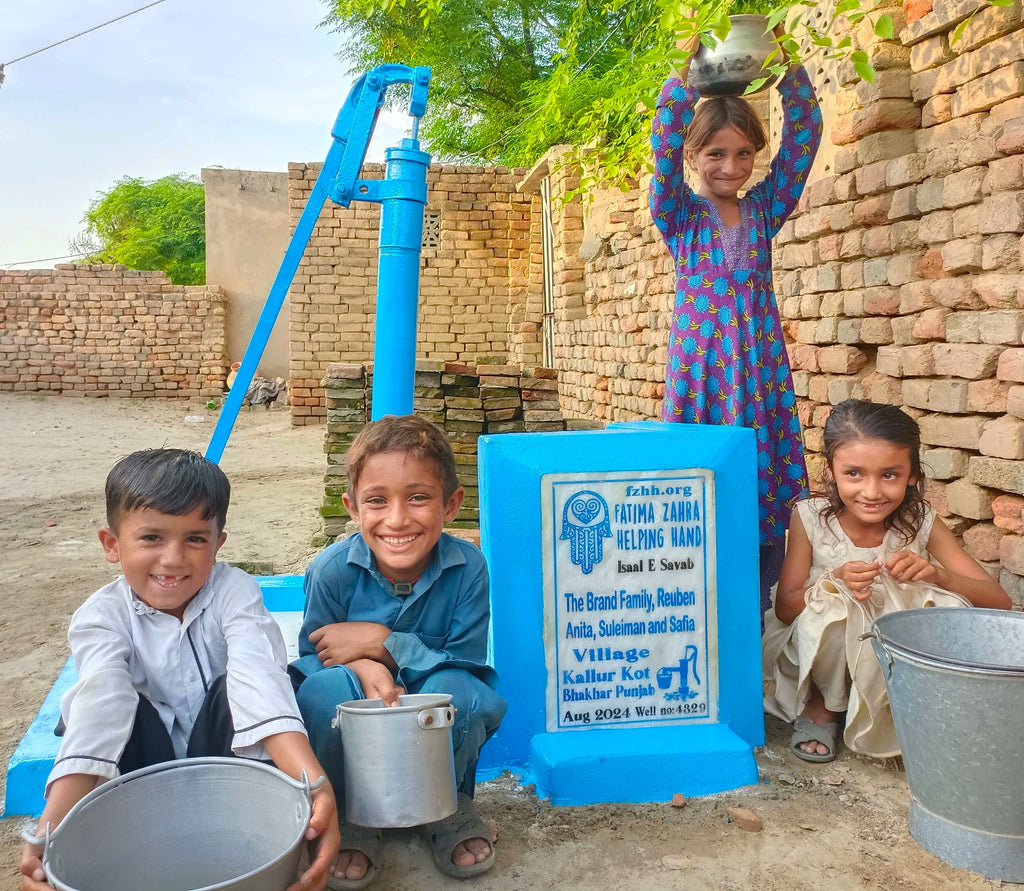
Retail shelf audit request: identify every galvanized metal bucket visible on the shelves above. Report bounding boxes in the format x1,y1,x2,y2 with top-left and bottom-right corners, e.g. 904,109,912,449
866,607,1024,881
40,757,314,891
334,692,457,828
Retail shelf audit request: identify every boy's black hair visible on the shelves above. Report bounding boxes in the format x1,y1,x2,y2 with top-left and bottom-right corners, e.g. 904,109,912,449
105,448,230,532
346,414,460,500
819,399,926,546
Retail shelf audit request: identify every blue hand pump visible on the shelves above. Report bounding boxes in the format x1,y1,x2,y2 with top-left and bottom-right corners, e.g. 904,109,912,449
206,65,432,463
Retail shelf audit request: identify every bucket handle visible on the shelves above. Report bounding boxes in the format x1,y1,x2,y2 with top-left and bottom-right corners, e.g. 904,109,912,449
418,707,455,729
21,824,49,851
22,822,54,873
858,630,894,680
299,769,326,797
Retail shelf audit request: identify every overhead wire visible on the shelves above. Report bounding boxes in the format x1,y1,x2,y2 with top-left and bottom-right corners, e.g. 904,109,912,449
2,251,92,269
0,0,171,86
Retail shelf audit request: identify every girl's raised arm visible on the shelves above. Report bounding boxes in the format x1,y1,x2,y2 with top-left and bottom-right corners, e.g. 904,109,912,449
774,508,813,624
649,25,702,242
908,519,1011,609
745,65,822,238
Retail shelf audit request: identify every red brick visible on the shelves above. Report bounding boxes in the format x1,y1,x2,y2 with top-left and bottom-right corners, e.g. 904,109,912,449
999,534,1024,575
993,494,1024,533
998,348,1024,383
904,0,934,23
926,479,951,517
818,346,869,374
918,249,947,279
963,522,1008,562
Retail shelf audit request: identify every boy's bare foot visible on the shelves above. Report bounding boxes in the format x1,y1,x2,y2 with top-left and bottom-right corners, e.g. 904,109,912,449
451,823,497,867
327,823,381,890
333,849,370,881
423,796,497,878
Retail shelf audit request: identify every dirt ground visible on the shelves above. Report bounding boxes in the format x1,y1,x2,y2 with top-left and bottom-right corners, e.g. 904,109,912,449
0,391,1013,890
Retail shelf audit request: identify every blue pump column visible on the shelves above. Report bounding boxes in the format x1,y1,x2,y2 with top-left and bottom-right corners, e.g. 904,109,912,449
370,140,430,418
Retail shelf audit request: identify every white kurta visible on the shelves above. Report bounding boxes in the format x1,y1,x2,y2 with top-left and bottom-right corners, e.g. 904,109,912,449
762,498,969,757
49,562,305,792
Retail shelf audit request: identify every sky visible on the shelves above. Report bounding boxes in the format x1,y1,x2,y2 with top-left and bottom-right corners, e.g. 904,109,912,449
0,0,406,269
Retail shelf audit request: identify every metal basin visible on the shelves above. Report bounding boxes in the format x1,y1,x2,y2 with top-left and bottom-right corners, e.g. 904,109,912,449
867,608,1024,881
41,757,314,891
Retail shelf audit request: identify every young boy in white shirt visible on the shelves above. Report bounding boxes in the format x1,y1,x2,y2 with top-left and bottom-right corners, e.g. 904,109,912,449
20,448,340,891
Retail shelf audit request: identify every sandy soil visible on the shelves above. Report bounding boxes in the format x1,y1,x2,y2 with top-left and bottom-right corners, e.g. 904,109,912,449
0,392,1010,890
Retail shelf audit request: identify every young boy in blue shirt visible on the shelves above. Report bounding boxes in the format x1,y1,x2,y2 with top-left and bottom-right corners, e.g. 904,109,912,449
20,449,340,891
290,415,506,888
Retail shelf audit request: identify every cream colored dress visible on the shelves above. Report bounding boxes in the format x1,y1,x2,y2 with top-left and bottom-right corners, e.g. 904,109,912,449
762,497,969,757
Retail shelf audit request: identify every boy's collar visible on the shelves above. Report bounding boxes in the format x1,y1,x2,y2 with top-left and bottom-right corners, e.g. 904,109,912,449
125,569,216,620
347,531,467,595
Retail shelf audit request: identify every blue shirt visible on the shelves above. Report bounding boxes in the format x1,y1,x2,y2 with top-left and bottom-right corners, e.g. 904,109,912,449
291,532,496,688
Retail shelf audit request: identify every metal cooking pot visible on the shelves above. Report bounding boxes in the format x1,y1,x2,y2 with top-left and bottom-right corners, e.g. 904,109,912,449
334,692,457,828
688,14,779,97
36,757,315,891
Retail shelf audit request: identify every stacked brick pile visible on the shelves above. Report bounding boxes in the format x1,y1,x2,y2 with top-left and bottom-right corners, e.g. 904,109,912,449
318,361,599,538
522,368,563,430
476,362,522,433
286,163,534,425
773,0,1024,605
0,265,227,398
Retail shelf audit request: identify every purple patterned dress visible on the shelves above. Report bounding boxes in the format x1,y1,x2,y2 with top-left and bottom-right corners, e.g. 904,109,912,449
649,66,822,548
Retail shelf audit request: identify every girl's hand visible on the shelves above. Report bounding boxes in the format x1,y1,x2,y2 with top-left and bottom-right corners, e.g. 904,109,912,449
676,31,701,55
835,561,882,600
772,22,794,68
885,550,939,585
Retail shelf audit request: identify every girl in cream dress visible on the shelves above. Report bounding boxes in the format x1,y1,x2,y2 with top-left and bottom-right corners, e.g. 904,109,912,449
763,400,1010,762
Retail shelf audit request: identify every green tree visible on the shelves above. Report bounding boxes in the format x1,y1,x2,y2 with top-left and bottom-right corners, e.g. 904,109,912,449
323,0,618,163
71,174,205,285
325,0,893,188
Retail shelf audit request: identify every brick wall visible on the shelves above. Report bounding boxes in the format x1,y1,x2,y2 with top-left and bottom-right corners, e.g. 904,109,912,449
286,163,535,424
772,0,1024,604
0,265,227,397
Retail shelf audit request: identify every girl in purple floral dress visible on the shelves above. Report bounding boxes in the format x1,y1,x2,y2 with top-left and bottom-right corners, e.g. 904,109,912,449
649,50,822,618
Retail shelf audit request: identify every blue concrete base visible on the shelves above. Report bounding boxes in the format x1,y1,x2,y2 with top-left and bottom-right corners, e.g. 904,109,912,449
4,575,306,819
4,660,77,819
530,723,758,805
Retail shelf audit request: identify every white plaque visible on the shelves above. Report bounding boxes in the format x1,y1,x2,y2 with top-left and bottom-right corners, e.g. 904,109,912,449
542,469,718,731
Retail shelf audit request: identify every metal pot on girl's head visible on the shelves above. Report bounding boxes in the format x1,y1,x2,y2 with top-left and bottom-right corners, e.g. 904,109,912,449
687,14,779,97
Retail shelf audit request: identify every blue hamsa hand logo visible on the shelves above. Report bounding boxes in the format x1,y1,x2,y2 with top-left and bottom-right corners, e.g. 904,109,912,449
560,490,612,574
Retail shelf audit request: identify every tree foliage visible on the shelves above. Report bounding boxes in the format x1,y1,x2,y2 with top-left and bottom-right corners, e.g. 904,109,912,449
72,174,205,285
324,0,895,189
323,0,610,162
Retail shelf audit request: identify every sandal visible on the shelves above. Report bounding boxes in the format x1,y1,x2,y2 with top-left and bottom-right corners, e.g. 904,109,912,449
326,822,383,891
421,793,496,879
791,716,839,763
